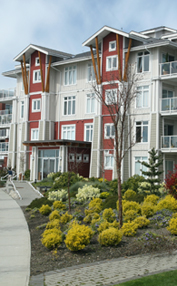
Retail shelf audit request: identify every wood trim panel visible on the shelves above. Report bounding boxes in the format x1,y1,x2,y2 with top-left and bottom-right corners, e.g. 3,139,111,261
116,34,122,81
95,37,101,84
45,55,52,92
123,39,132,81
90,45,99,85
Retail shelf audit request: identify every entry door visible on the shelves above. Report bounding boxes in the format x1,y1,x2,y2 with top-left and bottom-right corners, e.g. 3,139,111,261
43,158,55,179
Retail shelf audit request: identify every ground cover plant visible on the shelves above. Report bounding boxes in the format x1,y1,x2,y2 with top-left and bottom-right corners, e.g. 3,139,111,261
23,173,177,276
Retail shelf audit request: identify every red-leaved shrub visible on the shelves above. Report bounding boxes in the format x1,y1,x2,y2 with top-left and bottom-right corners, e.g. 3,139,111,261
165,164,177,199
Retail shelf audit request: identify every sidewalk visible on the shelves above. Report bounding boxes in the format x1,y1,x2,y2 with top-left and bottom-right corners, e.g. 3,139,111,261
0,188,30,286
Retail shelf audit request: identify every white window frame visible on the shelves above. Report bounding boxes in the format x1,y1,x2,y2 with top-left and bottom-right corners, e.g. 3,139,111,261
105,89,117,105
84,124,93,142
104,150,114,170
135,121,148,143
83,154,89,163
105,123,115,139
63,96,76,116
64,65,77,86
137,51,150,73
20,101,24,119
87,62,97,82
106,55,118,71
109,41,116,52
76,154,82,162
69,153,74,162
31,128,39,141
86,93,96,114
32,99,41,112
134,156,148,176
136,86,149,108
35,57,40,66
33,70,41,83
62,125,75,140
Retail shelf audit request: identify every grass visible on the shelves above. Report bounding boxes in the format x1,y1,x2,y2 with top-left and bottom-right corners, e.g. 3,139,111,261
115,270,177,286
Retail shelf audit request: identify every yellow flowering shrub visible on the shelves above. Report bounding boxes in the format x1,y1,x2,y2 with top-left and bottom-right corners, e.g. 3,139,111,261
123,189,136,201
53,201,66,210
65,223,94,251
39,204,52,215
41,228,62,249
141,202,155,218
172,212,177,218
124,210,138,222
85,198,103,215
100,192,110,199
46,219,60,229
98,220,119,233
133,216,150,228
156,195,177,212
123,201,141,215
49,210,60,221
167,217,177,235
60,212,73,224
98,178,107,182
103,208,116,222
98,227,123,246
144,194,159,205
121,221,138,237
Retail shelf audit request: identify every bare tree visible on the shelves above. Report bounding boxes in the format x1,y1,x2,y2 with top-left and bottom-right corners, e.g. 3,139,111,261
92,66,138,227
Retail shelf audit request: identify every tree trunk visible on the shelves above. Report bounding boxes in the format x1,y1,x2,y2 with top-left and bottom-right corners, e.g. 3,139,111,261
68,172,71,212
117,168,123,228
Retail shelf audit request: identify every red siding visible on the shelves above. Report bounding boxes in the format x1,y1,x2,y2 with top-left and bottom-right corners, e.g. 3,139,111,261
104,170,113,181
29,93,41,121
29,121,39,141
60,119,93,141
30,51,46,93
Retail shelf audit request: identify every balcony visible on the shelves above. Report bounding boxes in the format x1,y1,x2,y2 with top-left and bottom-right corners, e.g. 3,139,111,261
0,89,15,101
0,114,12,125
0,129,9,139
0,142,8,153
161,136,177,151
161,97,177,114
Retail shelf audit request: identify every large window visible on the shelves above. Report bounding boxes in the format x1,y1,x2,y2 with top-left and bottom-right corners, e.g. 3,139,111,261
136,86,149,108
137,51,150,73
105,89,117,105
64,66,76,85
33,70,41,83
31,128,39,140
32,99,41,112
106,55,118,71
105,124,115,139
64,96,75,115
62,125,75,140
88,63,96,82
104,150,114,169
162,89,173,98
136,121,148,143
86,93,96,113
84,124,93,142
165,160,174,175
21,101,24,118
135,156,148,176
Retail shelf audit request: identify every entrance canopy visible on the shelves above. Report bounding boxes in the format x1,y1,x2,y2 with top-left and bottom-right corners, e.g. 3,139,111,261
23,139,91,148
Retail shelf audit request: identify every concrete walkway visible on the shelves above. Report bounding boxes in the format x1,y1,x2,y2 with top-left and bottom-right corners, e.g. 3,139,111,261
0,188,30,286
13,181,42,206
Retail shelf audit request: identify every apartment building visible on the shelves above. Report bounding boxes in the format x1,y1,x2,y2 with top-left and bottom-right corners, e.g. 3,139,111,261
2,25,177,181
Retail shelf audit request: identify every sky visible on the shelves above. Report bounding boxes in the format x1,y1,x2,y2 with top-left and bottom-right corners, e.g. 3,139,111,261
1,0,177,89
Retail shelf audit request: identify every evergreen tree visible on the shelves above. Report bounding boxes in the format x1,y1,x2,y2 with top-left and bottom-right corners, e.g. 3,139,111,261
140,148,163,194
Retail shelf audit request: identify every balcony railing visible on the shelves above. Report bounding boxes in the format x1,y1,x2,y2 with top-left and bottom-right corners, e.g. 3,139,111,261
0,142,8,152
0,89,15,100
160,61,177,76
0,114,12,125
162,136,177,149
161,97,177,113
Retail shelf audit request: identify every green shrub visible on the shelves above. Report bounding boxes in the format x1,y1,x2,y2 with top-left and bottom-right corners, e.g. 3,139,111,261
69,181,87,197
109,179,117,194
76,184,100,202
53,201,66,210
48,189,68,201
141,202,155,218
51,172,80,190
98,227,122,246
24,169,30,180
102,208,116,222
102,195,117,210
167,217,177,234
123,189,136,201
28,197,53,209
49,210,60,221
41,228,62,249
100,192,110,199
144,194,159,205
60,212,73,224
124,210,138,222
46,219,60,229
134,216,150,228
121,175,145,194
122,221,138,236
39,204,52,215
64,222,94,251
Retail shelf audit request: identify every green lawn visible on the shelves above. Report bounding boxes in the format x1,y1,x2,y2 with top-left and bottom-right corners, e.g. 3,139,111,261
114,270,177,286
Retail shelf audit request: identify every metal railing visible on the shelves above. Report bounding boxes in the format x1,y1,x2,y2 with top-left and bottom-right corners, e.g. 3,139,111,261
0,89,15,100
160,61,177,76
0,114,12,125
161,97,177,112
0,142,8,152
161,136,177,148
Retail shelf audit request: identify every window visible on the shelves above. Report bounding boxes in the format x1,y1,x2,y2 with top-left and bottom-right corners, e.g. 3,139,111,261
64,66,76,85
135,156,148,176
33,70,41,83
32,99,41,112
88,63,96,82
83,154,89,163
105,124,115,139
35,57,40,66
162,89,173,98
109,41,116,52
106,55,118,71
21,101,24,118
64,96,75,115
165,160,174,175
104,150,114,169
76,154,82,162
136,86,149,108
136,121,148,143
62,125,75,140
105,89,117,105
86,93,96,113
31,128,39,140
69,153,74,162
84,124,93,142
137,51,150,73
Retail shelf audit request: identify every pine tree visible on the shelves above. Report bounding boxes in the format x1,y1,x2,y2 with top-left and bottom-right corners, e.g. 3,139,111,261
140,148,163,194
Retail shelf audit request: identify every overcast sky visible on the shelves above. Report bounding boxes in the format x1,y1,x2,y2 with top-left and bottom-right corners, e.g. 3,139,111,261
1,0,177,89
